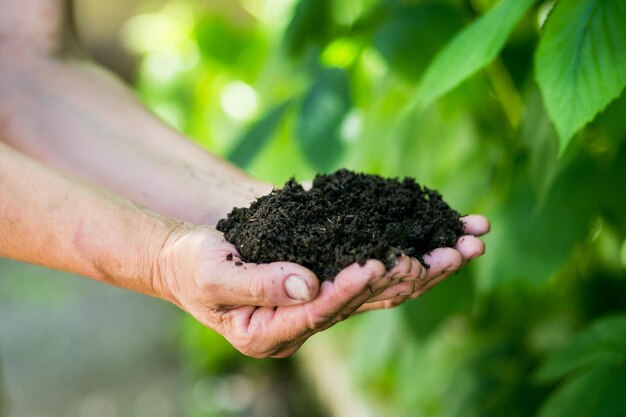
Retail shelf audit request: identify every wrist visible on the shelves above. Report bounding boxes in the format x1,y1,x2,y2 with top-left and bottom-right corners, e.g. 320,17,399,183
144,217,194,306
78,196,191,304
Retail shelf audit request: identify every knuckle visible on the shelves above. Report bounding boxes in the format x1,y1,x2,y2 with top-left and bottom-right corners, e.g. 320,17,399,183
399,258,412,275
247,276,266,303
304,305,331,331
417,264,428,282
370,261,388,279
390,258,410,278
306,312,326,330
357,261,387,287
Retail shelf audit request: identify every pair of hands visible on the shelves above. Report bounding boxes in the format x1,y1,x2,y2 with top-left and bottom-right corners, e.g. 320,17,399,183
157,215,489,358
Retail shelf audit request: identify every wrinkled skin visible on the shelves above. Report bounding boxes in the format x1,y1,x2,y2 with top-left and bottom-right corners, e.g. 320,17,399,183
160,215,489,358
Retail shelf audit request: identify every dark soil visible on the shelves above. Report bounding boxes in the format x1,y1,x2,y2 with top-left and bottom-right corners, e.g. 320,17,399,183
217,169,464,281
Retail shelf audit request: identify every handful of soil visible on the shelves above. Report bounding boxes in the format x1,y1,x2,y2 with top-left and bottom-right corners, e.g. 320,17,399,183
217,169,464,281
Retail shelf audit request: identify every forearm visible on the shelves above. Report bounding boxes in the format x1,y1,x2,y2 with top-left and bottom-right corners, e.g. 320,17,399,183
0,53,269,224
0,140,181,301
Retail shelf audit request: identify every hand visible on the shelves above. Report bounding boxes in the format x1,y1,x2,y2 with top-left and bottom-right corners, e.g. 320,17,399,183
156,215,489,358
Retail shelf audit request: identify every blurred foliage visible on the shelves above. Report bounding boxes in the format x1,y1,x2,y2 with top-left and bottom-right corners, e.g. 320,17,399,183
122,0,626,415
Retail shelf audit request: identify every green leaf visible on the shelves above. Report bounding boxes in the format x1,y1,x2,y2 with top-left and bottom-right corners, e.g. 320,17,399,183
195,15,255,67
536,315,626,417
228,101,291,168
537,315,626,382
349,309,403,381
518,87,560,198
400,267,474,338
536,0,626,153
373,2,464,81
477,149,601,289
415,0,535,108
441,335,541,417
602,138,626,234
538,364,626,417
295,68,350,171
284,0,332,57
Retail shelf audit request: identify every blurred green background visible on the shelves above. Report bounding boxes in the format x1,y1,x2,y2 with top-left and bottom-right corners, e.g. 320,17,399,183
2,0,626,416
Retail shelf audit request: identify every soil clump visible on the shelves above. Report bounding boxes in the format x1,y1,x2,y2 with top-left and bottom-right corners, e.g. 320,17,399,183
217,169,464,280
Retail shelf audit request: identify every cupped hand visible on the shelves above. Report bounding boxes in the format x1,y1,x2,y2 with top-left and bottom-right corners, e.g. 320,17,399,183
157,215,489,358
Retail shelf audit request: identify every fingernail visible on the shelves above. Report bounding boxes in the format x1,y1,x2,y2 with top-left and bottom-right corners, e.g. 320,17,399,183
285,275,311,301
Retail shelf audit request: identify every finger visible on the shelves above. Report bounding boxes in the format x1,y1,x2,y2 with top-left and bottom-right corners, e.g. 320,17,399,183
422,247,463,281
365,256,424,302
355,301,383,314
368,247,464,303
461,215,490,236
409,266,458,299
408,249,465,301
387,254,414,280
207,260,320,307
357,250,463,313
270,260,389,338
356,248,466,313
355,295,410,314
365,280,416,303
217,305,282,358
218,258,387,357
455,235,486,262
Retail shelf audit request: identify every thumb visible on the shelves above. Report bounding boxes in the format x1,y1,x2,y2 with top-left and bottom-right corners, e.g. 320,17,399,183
216,261,320,307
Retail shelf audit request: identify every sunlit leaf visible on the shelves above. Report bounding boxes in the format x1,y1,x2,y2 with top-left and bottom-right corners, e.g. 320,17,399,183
228,101,291,168
295,68,350,171
536,0,626,153
195,15,255,66
415,0,535,108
